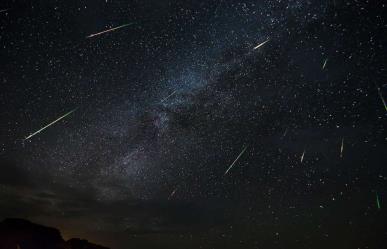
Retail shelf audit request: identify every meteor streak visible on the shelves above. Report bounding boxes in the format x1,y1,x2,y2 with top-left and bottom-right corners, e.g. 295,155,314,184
340,138,344,158
376,192,381,210
300,149,306,163
224,146,248,175
168,187,178,200
86,23,133,38
24,108,77,141
322,58,328,70
253,38,270,50
375,84,387,112
282,128,288,138
161,90,177,103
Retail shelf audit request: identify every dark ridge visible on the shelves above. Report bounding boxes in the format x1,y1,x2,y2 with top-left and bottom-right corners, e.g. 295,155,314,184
0,218,109,249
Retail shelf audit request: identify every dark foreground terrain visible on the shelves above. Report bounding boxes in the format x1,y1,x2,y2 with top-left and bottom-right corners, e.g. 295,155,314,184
0,219,109,249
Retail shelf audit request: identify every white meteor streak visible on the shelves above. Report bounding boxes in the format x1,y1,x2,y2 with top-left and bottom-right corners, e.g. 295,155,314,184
86,23,133,38
168,187,178,200
160,90,177,103
253,38,270,50
322,58,328,70
282,128,288,138
340,138,344,158
300,149,306,163
224,146,248,175
24,108,77,141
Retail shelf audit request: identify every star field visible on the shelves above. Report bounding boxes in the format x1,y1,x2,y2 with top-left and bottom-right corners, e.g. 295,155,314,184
0,1,386,249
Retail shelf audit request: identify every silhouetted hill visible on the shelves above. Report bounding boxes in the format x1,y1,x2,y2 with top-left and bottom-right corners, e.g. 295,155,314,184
0,218,109,249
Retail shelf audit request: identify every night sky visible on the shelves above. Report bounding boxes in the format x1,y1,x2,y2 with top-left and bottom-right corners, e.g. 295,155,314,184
1,1,386,248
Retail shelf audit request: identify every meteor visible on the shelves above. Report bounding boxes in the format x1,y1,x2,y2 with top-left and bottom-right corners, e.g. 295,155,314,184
160,90,177,103
86,23,133,38
0,8,10,13
300,149,305,163
376,192,381,210
375,84,387,112
282,128,288,138
253,38,270,50
224,146,248,175
168,187,178,200
340,138,344,158
322,58,328,70
24,108,77,141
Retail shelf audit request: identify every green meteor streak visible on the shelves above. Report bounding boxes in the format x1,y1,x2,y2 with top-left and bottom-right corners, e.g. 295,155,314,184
376,193,381,210
375,84,387,112
24,108,77,141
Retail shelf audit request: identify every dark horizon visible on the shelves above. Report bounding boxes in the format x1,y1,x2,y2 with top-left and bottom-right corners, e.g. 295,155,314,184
0,1,386,249
0,218,109,249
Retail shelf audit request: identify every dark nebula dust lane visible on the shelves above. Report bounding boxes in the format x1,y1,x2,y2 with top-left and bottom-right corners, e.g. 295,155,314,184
0,1,386,249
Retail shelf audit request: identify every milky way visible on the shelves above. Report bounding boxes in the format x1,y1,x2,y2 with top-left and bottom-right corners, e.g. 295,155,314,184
0,1,386,249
